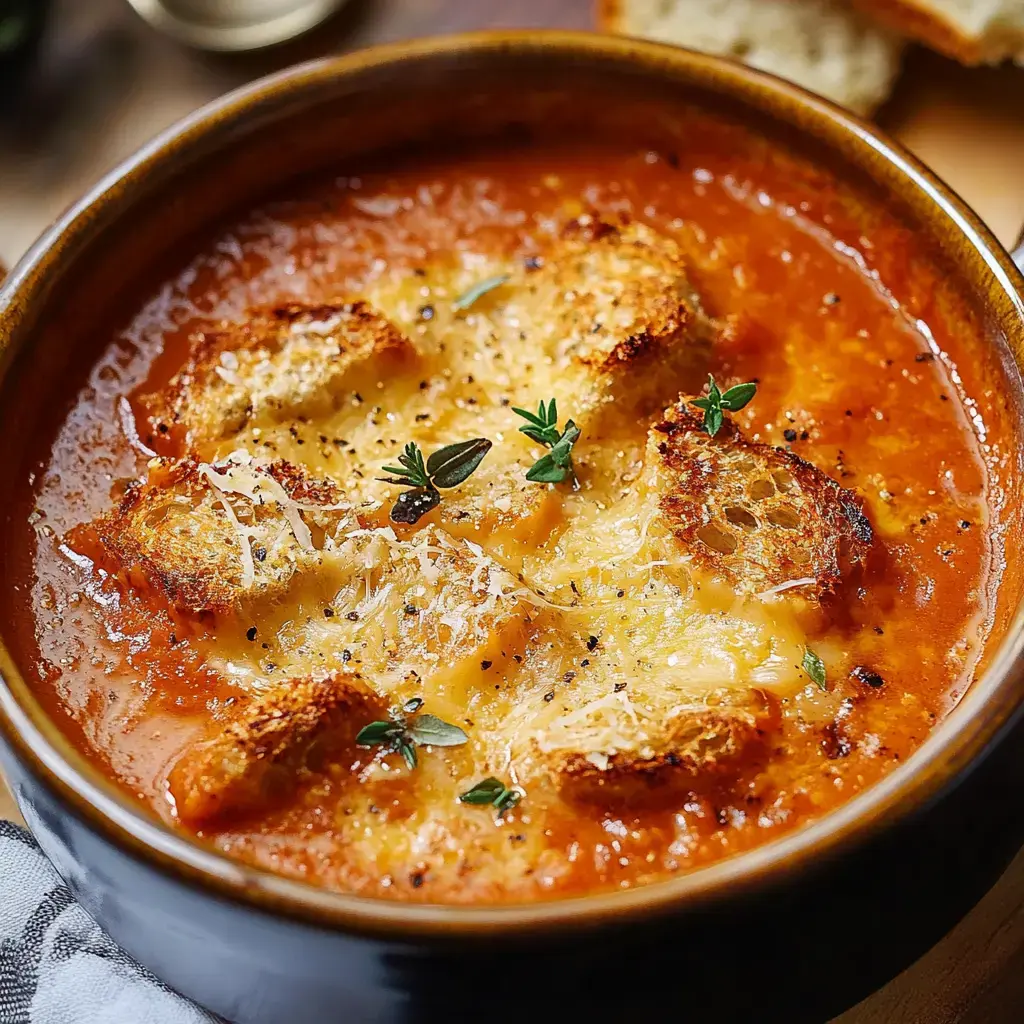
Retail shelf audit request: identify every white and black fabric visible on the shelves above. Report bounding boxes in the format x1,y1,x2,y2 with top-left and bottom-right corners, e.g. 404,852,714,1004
0,820,218,1024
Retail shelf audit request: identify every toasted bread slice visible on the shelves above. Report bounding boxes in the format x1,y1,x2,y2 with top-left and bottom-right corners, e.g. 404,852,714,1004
81,452,354,615
853,0,1024,65
598,0,904,115
513,683,773,803
649,400,873,598
168,672,383,827
144,301,416,449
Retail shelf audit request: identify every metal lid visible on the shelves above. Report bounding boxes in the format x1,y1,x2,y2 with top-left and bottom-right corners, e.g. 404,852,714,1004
125,0,349,52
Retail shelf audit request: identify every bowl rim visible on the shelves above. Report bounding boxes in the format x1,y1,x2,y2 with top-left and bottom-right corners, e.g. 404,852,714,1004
1,28,1023,940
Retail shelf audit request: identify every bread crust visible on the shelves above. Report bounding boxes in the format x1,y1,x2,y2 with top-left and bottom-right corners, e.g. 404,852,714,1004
143,300,415,447
852,0,1021,65
84,454,350,614
652,400,873,598
596,0,625,32
168,672,383,827
531,687,775,803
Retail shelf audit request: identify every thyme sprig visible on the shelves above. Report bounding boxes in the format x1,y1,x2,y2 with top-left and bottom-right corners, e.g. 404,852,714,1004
379,438,492,524
512,398,581,485
459,776,522,814
803,648,828,692
452,273,510,312
690,374,758,438
356,698,468,770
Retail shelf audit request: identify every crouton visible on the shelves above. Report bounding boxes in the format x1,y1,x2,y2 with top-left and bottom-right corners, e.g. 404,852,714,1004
521,686,773,804
168,672,382,827
650,400,873,597
84,452,353,615
509,216,713,406
144,301,416,448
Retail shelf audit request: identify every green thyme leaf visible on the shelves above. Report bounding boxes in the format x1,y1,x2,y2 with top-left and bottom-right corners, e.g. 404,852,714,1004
397,738,418,771
704,405,724,439
494,787,522,813
356,721,400,746
426,438,493,488
357,705,468,770
407,714,469,748
452,273,510,311
459,776,522,813
515,401,581,485
689,374,757,438
721,382,758,411
524,453,566,484
548,421,580,468
381,438,491,524
803,648,827,691
459,777,508,804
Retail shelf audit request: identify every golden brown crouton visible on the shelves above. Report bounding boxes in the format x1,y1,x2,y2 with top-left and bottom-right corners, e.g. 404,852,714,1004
522,687,773,804
650,400,873,598
144,301,416,447
83,452,353,615
533,215,709,375
168,672,382,827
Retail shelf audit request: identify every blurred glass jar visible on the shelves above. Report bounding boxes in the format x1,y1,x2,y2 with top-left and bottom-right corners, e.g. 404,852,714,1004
125,0,349,51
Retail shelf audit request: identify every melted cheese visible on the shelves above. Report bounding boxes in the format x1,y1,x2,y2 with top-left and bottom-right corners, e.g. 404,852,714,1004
125,217,825,818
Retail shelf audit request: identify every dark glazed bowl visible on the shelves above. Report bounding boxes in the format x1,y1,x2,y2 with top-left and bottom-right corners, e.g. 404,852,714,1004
0,32,1023,1024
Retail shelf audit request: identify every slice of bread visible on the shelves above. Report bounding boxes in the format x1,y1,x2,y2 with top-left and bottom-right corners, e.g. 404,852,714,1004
852,0,1024,64
598,0,905,114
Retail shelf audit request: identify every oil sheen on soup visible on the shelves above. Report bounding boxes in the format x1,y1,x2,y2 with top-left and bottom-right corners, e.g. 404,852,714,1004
15,116,997,904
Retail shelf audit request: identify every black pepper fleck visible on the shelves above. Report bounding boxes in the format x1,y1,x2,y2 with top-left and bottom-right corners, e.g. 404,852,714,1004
481,660,492,670
323,608,334,618
783,428,797,442
246,627,257,642
543,691,555,702
851,665,885,688
346,611,359,621
418,305,435,321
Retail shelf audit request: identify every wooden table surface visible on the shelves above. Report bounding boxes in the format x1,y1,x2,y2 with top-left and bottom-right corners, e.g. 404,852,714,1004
1,2,1022,1021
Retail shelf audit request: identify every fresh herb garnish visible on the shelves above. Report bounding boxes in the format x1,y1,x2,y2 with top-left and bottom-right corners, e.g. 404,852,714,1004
690,375,758,438
512,398,581,485
803,648,827,691
452,273,510,312
379,438,492,524
459,777,522,813
356,699,468,770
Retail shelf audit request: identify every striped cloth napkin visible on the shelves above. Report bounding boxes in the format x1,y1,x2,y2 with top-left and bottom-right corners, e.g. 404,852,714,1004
0,821,217,1024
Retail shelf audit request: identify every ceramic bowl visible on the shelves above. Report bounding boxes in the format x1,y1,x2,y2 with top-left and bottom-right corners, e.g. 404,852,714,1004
0,32,1022,1024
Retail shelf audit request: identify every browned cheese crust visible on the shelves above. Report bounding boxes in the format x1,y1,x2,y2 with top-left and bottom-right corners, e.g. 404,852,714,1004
652,400,873,597
83,455,350,614
538,688,775,804
168,672,383,827
143,301,416,446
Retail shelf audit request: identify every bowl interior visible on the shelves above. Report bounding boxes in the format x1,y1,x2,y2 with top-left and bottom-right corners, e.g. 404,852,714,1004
0,32,1023,932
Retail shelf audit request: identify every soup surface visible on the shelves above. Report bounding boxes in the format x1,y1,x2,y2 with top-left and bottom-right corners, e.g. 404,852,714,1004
8,115,1001,903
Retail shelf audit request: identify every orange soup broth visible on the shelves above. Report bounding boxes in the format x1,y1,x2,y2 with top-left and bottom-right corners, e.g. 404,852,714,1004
7,122,999,902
